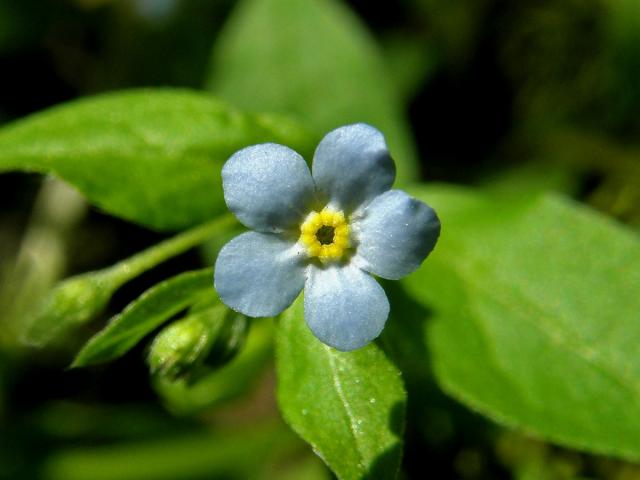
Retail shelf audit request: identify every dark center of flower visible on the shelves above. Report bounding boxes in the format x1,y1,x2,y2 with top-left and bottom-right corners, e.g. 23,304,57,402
316,225,335,245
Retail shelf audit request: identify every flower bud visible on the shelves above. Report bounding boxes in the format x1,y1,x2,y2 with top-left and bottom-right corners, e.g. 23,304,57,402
22,272,113,347
147,304,247,382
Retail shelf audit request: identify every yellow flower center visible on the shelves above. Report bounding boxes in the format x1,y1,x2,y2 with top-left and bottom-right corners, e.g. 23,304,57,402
299,208,350,261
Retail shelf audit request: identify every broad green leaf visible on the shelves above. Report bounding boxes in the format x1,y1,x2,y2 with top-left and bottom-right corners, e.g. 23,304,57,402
404,184,640,460
72,269,213,367
0,89,314,231
207,0,418,183
381,33,438,103
479,161,578,198
276,295,406,480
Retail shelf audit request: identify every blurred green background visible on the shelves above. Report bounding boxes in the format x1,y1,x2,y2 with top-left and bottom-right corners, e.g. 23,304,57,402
1,0,639,479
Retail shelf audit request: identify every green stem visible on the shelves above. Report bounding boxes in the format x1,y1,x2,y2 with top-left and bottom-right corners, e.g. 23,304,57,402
106,214,237,287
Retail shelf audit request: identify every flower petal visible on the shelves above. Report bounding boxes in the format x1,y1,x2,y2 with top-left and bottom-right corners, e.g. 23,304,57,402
312,124,395,212
353,189,440,280
222,144,315,232
304,264,389,351
214,232,306,316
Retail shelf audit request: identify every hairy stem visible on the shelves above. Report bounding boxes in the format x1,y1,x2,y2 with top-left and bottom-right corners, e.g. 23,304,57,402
106,214,237,287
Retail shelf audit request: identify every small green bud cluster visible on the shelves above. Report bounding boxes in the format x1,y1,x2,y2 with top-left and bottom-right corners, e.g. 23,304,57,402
147,302,247,382
23,272,113,347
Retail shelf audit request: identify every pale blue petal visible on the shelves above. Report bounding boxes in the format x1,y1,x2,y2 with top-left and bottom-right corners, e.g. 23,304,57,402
222,144,315,232
312,124,395,212
304,264,389,351
353,189,440,280
214,232,306,317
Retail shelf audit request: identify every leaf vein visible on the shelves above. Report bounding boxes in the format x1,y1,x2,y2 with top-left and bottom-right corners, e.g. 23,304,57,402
326,348,366,472
451,256,640,406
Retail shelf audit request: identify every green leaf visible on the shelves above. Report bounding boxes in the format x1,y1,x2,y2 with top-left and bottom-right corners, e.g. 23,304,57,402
207,0,418,183
479,161,579,198
72,269,213,367
276,295,406,480
381,33,438,103
404,184,640,461
0,88,314,231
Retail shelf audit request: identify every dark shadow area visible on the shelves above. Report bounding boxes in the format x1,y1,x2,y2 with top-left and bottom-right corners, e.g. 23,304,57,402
380,282,510,479
363,401,406,480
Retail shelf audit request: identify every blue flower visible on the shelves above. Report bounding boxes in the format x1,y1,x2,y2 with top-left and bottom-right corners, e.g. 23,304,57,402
214,124,440,351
